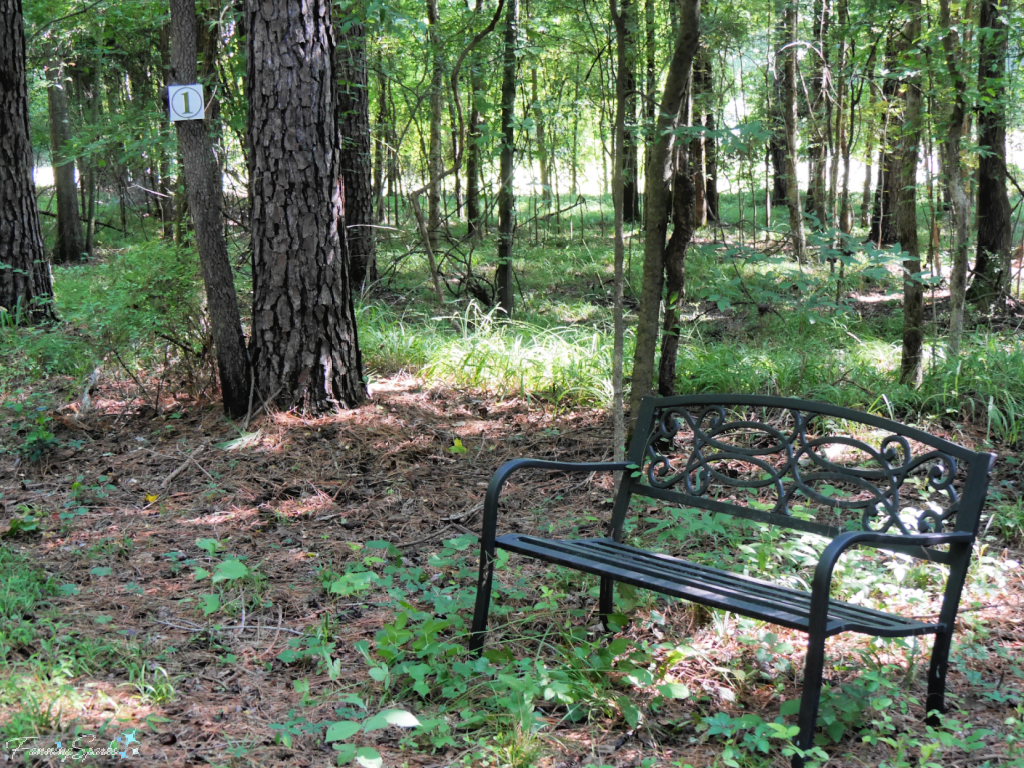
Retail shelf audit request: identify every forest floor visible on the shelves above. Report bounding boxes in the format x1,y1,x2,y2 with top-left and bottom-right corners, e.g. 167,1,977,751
0,366,1022,767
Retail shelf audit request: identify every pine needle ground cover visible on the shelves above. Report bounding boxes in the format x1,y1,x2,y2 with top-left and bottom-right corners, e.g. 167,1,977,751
0,378,1021,767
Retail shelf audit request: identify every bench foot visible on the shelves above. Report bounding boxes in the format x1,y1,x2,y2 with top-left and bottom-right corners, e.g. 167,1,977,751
926,629,951,725
470,549,496,654
599,576,614,631
793,632,827,768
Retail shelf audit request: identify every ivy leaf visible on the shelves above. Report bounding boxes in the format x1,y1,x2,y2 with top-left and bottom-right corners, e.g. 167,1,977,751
657,683,691,700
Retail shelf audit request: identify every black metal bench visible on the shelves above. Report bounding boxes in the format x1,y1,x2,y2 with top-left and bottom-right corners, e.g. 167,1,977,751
470,395,995,766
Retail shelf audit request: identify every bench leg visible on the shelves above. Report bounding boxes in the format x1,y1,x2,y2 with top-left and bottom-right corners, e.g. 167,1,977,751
599,576,614,630
926,629,951,724
469,550,496,654
793,632,827,768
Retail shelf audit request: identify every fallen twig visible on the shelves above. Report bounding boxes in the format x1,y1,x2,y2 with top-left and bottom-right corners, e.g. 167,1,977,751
161,445,205,488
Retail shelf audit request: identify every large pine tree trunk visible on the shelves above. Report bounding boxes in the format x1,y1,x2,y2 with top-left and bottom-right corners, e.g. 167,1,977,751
0,0,55,322
495,0,518,316
46,57,86,264
628,0,700,419
782,0,806,262
337,18,377,290
897,0,924,385
967,0,1012,310
246,0,366,413
170,0,251,418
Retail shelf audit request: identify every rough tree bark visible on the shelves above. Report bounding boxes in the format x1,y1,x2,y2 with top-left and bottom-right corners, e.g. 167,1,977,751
628,0,700,419
939,0,969,353
783,0,806,262
967,0,1012,310
0,0,55,322
898,0,924,386
495,0,519,316
531,67,551,205
337,16,377,289
170,0,250,417
246,0,366,412
46,57,86,264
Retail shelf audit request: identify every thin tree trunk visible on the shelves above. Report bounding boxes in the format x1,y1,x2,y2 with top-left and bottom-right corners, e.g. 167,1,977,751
373,56,387,225
46,56,86,263
690,47,707,229
967,0,1012,310
658,100,696,395
783,0,806,262
531,67,551,206
170,0,250,417
426,0,444,246
246,0,366,413
628,0,700,419
939,0,969,353
495,0,519,316
85,42,101,258
621,2,640,224
337,17,377,289
704,57,719,221
466,0,485,239
869,35,902,247
769,0,788,205
805,0,829,231
611,0,629,460
898,0,924,386
0,0,56,322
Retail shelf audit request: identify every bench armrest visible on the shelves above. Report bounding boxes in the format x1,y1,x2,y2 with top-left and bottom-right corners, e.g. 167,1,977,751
807,530,975,635
480,459,630,552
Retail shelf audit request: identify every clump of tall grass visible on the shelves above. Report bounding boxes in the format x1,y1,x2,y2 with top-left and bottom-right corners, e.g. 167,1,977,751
358,302,629,406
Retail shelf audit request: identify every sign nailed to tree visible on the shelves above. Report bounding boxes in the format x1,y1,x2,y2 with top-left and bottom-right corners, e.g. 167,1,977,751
168,84,204,122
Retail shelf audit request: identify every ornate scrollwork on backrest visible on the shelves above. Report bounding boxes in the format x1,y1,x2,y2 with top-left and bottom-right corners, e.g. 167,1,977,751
639,404,960,537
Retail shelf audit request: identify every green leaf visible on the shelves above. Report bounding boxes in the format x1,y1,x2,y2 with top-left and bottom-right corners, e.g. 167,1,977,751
90,566,112,576
325,721,361,743
826,719,846,743
196,538,224,555
657,683,691,700
447,438,467,454
201,594,221,615
618,696,641,728
212,559,249,584
355,748,382,768
58,583,80,596
334,743,356,764
363,709,420,732
193,567,210,580
780,699,801,716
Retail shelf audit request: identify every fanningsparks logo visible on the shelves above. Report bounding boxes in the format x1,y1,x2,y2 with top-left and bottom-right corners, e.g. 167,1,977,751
4,729,142,762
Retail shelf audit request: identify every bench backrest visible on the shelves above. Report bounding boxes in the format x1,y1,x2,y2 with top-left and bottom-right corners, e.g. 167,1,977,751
612,395,996,564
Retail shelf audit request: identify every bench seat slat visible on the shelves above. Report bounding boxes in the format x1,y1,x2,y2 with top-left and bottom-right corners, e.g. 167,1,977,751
496,534,944,638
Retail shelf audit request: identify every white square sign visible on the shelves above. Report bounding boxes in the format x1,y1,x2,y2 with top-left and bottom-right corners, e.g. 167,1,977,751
168,84,205,122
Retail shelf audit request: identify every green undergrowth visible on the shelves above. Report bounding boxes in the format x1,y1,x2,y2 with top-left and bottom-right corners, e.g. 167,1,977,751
3,213,1024,445
270,503,1023,767
0,545,167,743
